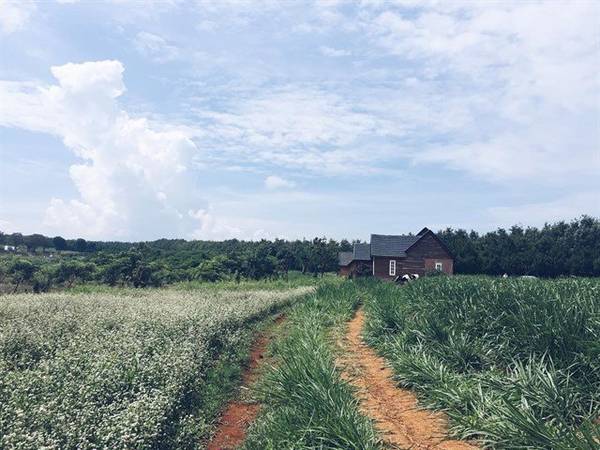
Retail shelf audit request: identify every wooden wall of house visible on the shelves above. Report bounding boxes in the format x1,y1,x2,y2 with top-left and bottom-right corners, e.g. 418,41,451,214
339,261,372,278
373,256,401,280
339,265,351,277
373,232,453,280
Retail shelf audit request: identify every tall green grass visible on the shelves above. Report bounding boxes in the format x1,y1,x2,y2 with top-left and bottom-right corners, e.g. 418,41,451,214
364,276,600,448
243,282,380,449
174,272,337,292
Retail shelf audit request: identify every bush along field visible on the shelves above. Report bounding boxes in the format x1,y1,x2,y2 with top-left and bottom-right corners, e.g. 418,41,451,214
363,276,600,449
243,281,380,450
0,286,312,449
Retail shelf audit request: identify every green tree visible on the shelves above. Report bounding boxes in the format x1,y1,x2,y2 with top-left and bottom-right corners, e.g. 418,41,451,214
8,259,37,293
8,233,24,247
193,256,228,282
75,238,88,252
32,267,53,293
101,259,125,286
23,234,49,252
53,236,67,251
56,260,95,287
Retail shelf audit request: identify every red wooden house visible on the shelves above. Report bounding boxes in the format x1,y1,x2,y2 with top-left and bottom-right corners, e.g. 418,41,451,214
338,228,454,280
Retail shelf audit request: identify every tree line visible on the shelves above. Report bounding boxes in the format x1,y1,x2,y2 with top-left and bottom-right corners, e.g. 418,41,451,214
1,216,598,292
1,233,94,253
0,237,352,292
439,215,600,277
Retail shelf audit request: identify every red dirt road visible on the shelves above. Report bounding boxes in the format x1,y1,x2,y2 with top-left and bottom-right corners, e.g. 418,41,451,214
207,315,285,450
338,308,478,450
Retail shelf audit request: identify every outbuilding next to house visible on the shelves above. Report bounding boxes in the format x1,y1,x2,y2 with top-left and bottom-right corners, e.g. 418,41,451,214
338,228,454,280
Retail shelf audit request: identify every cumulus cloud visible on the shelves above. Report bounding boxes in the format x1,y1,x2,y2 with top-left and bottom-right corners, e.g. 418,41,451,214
0,60,229,240
0,0,35,34
264,175,295,190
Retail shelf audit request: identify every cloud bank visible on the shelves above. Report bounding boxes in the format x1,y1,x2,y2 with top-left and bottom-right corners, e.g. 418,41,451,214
0,60,212,240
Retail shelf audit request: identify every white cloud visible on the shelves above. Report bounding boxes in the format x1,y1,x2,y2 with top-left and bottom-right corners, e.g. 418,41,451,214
319,45,351,57
0,60,227,240
1,1,598,240
0,0,35,34
360,1,600,181
133,31,181,63
264,175,295,190
487,192,600,229
188,207,271,240
196,86,394,174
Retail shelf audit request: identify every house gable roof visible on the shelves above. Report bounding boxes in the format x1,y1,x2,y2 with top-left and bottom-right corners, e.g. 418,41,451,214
338,242,371,266
338,251,353,266
370,234,421,257
417,227,430,236
409,228,454,258
353,243,371,261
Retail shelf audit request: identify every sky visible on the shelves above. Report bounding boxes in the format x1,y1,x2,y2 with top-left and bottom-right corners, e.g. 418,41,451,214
0,0,599,242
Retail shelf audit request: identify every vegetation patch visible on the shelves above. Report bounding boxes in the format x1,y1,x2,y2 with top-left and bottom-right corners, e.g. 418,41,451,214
363,276,600,448
243,281,380,449
0,286,311,449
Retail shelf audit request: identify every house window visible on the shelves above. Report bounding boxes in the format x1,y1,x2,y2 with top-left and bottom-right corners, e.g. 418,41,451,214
389,260,396,276
435,261,443,271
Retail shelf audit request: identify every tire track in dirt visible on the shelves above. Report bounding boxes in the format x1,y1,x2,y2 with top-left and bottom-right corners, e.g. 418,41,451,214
207,314,285,450
338,308,478,450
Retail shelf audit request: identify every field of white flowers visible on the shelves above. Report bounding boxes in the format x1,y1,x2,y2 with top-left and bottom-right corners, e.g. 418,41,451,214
0,287,311,449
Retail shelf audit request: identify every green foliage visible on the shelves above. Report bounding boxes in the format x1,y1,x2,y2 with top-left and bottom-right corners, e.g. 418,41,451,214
244,282,380,449
2,215,599,294
440,215,600,277
32,266,54,293
55,260,96,287
364,276,600,448
53,236,67,251
74,238,88,252
7,258,37,293
0,286,311,449
1,228,353,292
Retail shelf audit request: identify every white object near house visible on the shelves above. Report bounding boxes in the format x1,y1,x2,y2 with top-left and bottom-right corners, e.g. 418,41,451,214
3,245,16,251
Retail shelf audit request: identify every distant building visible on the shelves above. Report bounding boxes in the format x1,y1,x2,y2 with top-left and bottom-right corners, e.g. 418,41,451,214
3,245,16,252
339,227,454,280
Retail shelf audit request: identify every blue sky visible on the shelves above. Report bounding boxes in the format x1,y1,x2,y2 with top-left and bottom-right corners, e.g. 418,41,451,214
0,0,598,241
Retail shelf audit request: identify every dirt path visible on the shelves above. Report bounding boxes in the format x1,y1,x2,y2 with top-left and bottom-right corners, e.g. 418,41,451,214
338,308,478,450
207,314,285,450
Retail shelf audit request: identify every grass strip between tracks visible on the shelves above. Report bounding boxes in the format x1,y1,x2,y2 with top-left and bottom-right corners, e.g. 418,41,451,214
243,281,380,450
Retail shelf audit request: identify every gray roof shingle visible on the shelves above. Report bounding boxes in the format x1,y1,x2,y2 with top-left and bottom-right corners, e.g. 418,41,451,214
339,231,438,265
353,243,371,261
338,251,353,266
338,243,370,266
370,234,421,257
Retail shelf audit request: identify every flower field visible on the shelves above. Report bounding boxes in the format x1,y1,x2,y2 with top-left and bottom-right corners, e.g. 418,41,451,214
0,287,310,449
